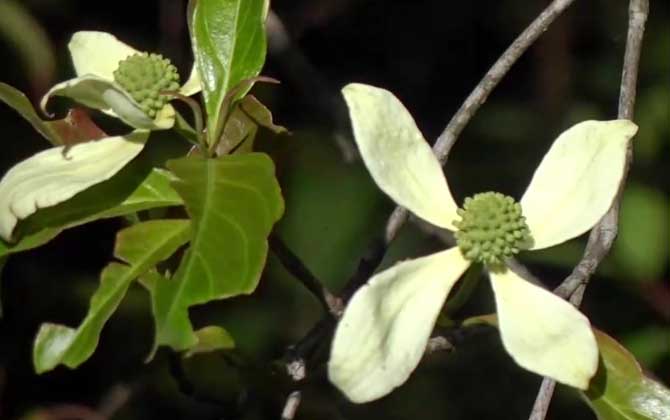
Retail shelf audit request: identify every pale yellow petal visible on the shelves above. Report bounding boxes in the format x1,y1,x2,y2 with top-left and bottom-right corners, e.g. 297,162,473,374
490,269,598,389
328,247,471,402
521,120,638,250
69,31,139,80
179,65,202,96
0,130,149,241
342,83,459,230
41,75,175,130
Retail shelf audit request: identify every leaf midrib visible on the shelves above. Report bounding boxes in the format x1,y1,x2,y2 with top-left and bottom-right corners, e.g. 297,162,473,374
65,221,190,360
162,161,217,336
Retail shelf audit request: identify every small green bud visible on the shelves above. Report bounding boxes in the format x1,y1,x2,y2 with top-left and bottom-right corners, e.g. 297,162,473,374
454,192,532,267
113,52,180,118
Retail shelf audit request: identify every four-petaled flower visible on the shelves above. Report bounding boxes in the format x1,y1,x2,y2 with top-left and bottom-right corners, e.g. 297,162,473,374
328,83,638,403
0,31,201,241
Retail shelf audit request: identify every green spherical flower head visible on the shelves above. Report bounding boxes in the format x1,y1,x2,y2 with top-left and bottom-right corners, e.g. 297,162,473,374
454,192,532,267
113,52,180,118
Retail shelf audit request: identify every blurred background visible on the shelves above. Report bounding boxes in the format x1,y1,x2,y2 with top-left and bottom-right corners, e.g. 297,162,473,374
0,0,667,419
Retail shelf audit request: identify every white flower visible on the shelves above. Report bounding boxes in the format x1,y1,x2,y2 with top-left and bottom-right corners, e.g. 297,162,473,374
328,83,638,403
42,31,201,130
0,31,201,241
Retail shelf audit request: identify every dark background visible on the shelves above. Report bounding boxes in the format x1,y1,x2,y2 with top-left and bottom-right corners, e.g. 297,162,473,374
0,1,668,419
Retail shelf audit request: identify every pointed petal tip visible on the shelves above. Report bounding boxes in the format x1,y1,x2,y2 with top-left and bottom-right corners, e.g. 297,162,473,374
490,269,599,390
522,118,638,250
328,248,470,403
340,82,459,230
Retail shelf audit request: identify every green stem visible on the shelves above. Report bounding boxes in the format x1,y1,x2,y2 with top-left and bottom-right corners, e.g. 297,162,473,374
162,91,206,150
444,264,482,315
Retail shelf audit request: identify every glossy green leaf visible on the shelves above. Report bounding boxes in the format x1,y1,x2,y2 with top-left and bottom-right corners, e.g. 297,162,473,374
184,325,235,358
217,95,287,155
238,95,287,134
216,100,258,155
153,152,283,350
583,330,670,420
33,219,191,373
613,184,669,282
189,0,268,144
0,159,182,258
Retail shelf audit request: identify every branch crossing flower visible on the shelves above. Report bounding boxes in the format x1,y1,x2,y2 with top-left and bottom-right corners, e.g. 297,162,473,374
327,83,638,403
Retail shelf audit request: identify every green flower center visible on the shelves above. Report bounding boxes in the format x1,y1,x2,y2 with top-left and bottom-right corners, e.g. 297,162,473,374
113,53,180,118
453,192,532,267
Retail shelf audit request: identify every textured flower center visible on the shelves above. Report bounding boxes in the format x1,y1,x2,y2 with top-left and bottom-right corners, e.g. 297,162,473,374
454,192,532,267
113,53,180,118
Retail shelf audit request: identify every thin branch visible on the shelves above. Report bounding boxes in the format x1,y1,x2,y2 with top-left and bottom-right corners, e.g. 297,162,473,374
269,233,344,317
529,378,557,420
277,2,612,419
553,0,648,300
339,237,386,302
385,0,579,243
530,1,648,419
425,336,454,355
281,391,302,420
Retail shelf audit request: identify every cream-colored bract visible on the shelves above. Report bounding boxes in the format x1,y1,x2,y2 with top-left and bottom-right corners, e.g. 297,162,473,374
69,31,139,81
342,84,459,230
328,247,471,403
329,83,638,403
521,120,638,250
490,269,599,389
0,130,149,241
41,31,201,131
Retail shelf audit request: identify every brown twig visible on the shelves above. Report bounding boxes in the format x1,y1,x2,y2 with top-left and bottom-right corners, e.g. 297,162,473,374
269,233,344,317
385,0,579,244
278,1,622,418
529,1,648,419
280,391,302,420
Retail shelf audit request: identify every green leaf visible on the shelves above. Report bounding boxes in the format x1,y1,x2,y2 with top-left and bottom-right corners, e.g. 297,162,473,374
184,325,235,358
0,159,182,258
216,95,287,155
613,184,669,282
582,330,670,420
0,82,62,145
189,0,269,144
238,95,287,134
216,97,259,155
153,152,283,350
33,219,191,373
